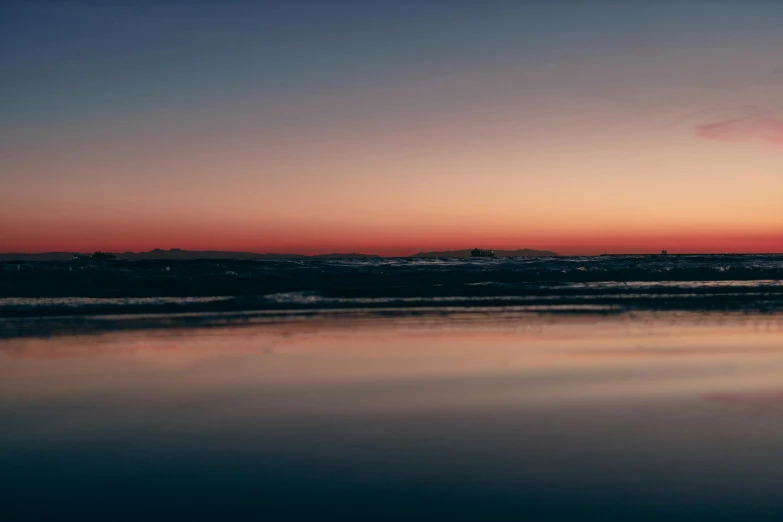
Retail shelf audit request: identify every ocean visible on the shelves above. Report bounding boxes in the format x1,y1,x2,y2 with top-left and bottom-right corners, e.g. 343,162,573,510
2,255,783,520
1,254,783,327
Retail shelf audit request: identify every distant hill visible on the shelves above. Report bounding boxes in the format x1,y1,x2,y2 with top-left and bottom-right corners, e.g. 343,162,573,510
410,248,558,258
0,249,380,261
0,248,554,261
311,253,381,259
0,252,77,261
117,249,306,260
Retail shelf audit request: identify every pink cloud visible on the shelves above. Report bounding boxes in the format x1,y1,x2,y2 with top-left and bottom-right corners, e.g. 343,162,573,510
696,115,783,147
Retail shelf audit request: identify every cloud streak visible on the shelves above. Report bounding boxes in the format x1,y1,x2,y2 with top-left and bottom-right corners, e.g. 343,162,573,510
697,115,783,147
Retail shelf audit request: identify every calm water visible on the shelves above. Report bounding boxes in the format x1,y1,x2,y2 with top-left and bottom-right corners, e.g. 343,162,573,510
2,312,783,521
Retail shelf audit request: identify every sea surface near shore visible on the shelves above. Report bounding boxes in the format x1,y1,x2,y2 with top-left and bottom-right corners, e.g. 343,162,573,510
2,311,783,521
2,255,783,328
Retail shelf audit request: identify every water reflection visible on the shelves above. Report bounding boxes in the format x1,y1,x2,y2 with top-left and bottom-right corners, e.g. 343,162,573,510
2,313,783,521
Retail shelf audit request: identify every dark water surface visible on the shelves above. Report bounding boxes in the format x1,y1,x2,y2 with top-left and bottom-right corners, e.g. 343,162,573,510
3,255,783,320
2,312,783,521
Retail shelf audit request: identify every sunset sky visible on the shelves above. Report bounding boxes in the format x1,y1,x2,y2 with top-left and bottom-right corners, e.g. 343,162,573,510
2,1,782,255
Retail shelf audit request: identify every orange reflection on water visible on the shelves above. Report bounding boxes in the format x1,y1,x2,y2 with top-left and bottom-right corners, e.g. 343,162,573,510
2,313,783,411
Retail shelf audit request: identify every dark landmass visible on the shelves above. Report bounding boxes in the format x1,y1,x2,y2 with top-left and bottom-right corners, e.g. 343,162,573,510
411,248,558,258
0,250,286,261
0,248,551,261
0,252,80,261
311,253,381,259
121,249,305,260
0,249,373,261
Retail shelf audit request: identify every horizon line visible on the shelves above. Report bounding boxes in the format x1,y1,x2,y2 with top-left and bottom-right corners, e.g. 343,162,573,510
2,247,782,258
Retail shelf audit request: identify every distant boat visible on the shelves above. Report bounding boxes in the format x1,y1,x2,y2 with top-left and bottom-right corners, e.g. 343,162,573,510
471,248,495,258
90,251,117,261
660,249,668,255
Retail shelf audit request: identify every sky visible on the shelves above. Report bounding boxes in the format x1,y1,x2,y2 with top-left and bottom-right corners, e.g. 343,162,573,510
1,0,782,255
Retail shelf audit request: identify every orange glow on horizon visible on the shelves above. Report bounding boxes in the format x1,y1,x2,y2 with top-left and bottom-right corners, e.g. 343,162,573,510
3,225,781,257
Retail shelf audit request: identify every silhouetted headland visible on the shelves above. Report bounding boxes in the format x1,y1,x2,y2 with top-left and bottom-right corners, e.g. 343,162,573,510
0,249,385,261
0,247,555,261
413,248,557,258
